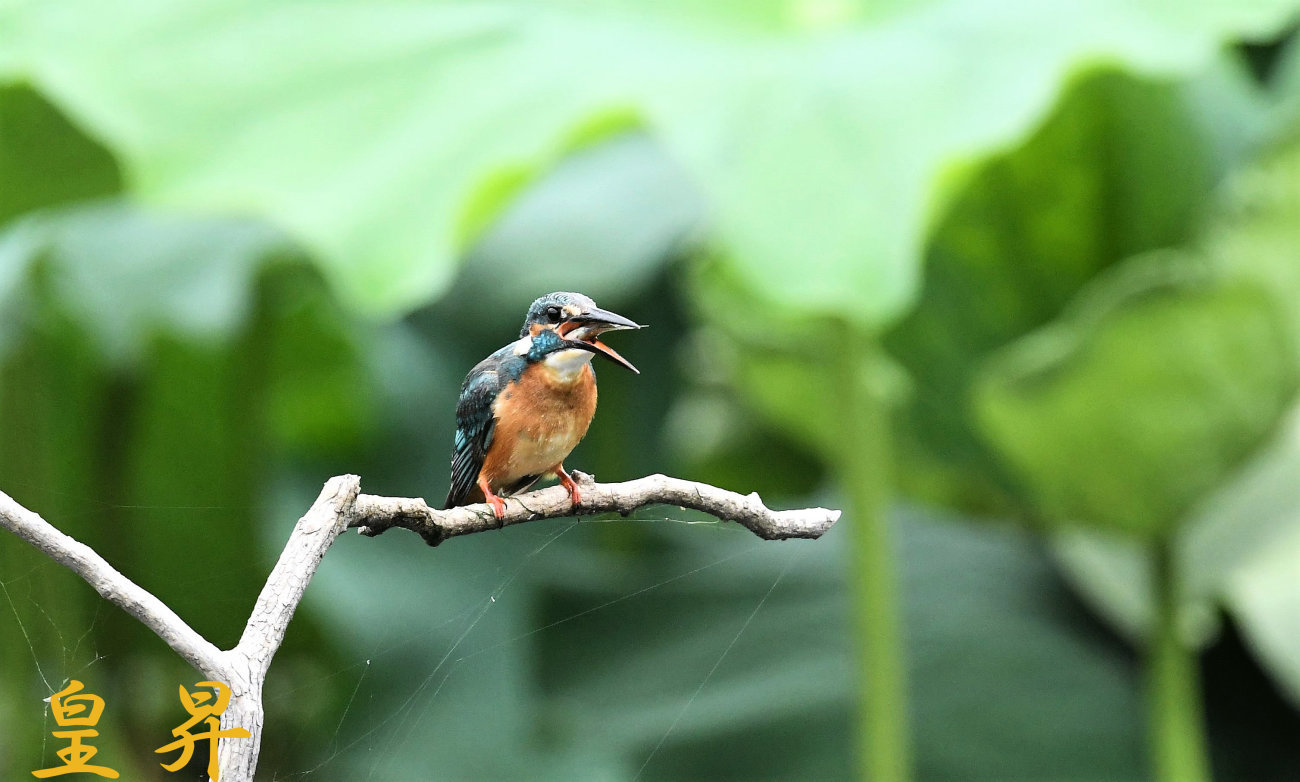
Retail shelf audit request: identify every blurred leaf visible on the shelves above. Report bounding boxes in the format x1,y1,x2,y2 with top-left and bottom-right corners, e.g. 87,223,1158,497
1195,399,1300,710
1010,131,1300,709
976,254,1298,537
0,306,110,770
0,82,121,226
655,0,1297,329
898,509,1147,781
295,507,604,781
4,0,1297,323
1183,407,1300,604
691,64,1257,503
1265,32,1300,131
0,84,121,353
538,509,1148,781
297,502,1153,781
664,390,824,498
729,345,846,458
686,255,905,471
255,266,379,457
457,133,703,308
518,0,934,33
1051,531,1158,645
1226,522,1300,708
1054,402,1300,704
886,67,1244,510
0,204,288,364
1180,52,1276,169
117,334,266,645
0,200,379,457
3,1,662,317
1209,129,1300,338
1202,132,1300,706
0,202,383,775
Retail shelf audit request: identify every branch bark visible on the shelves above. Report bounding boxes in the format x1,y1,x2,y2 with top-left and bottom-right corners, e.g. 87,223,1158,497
352,470,840,545
0,489,229,681
216,475,359,780
1,474,839,781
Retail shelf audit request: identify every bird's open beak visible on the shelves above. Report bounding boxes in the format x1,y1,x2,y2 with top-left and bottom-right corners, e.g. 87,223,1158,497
560,307,643,374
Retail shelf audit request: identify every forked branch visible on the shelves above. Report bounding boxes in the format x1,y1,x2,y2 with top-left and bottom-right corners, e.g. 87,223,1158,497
0,474,839,782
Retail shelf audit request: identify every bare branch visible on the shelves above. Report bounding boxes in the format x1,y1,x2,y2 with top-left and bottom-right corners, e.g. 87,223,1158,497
352,471,841,545
2,472,839,782
0,489,229,681
235,475,358,662
218,475,360,781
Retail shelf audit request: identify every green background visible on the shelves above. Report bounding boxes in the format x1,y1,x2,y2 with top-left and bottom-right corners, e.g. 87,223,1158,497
2,1,1300,779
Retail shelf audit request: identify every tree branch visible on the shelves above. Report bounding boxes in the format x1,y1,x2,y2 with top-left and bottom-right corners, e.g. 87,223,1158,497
352,470,841,545
1,473,839,782
0,489,229,680
218,474,360,781
235,475,358,662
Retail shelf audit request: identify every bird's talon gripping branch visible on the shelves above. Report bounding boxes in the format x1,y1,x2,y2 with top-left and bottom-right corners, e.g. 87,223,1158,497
556,465,582,509
477,476,508,522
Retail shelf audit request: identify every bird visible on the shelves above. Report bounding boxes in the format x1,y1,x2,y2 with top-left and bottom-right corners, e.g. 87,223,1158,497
443,292,643,520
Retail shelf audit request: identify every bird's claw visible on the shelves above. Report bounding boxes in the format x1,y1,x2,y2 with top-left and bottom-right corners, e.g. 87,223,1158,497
487,494,507,524
557,467,582,510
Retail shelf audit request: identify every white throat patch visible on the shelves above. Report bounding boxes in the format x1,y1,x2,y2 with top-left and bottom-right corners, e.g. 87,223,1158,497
544,347,595,381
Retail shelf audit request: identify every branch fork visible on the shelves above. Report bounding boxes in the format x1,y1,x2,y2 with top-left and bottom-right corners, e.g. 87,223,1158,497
1,474,839,781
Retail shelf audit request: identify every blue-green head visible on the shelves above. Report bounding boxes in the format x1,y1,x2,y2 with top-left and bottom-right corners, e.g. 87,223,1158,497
519,291,644,373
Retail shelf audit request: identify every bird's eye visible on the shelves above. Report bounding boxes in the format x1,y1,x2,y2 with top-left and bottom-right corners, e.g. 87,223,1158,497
545,306,562,324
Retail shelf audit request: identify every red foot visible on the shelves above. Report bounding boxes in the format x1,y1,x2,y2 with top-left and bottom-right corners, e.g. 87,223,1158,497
556,465,582,508
478,476,507,521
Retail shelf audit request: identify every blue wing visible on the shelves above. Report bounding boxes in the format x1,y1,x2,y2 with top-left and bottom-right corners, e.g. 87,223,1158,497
443,364,502,509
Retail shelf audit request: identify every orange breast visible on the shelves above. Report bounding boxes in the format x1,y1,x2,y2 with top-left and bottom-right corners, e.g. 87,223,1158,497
480,362,597,493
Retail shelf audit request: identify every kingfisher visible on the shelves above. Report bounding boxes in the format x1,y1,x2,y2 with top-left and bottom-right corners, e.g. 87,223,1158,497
443,292,643,520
